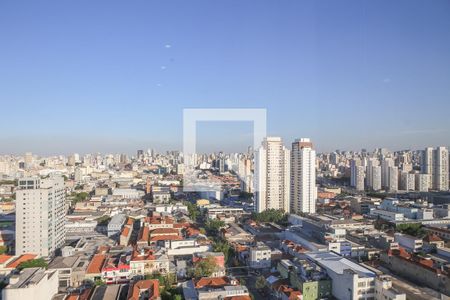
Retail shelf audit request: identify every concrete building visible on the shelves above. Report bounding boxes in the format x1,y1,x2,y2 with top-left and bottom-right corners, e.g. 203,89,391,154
394,233,423,253
248,242,271,269
107,214,127,238
290,138,317,214
350,158,362,188
400,172,415,191
16,176,66,257
306,251,376,300
388,166,398,192
355,166,366,191
2,268,58,300
47,255,90,291
381,158,395,189
277,259,331,300
435,146,449,191
254,137,290,213
370,166,382,191
375,275,406,300
415,173,430,192
422,146,449,191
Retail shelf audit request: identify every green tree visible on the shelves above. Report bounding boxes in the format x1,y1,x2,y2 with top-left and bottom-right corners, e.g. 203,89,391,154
185,201,200,221
252,209,287,224
191,255,219,278
205,219,225,235
17,258,48,270
94,279,106,286
255,276,266,290
0,246,7,254
397,223,426,237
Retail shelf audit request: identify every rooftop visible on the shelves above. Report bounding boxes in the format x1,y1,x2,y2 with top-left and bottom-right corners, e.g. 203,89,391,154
306,252,375,278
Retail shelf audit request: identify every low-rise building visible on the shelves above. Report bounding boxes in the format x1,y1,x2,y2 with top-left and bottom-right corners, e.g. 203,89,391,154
249,242,271,269
108,214,127,238
306,251,376,300
394,233,423,253
127,279,161,300
182,276,250,300
375,275,406,300
1,268,58,299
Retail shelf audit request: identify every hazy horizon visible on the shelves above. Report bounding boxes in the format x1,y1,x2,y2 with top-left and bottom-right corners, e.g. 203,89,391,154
1,0,450,155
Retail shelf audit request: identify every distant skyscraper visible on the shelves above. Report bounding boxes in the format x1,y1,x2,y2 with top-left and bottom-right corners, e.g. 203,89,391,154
415,173,430,192
350,158,362,187
16,175,66,257
381,158,395,189
422,147,434,187
290,138,316,214
388,166,399,192
435,146,449,191
422,146,449,191
371,166,382,191
254,137,290,213
355,166,366,191
366,158,379,189
137,149,144,159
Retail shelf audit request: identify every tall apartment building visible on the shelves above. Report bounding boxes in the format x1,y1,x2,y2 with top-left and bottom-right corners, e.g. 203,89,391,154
388,166,399,192
422,147,449,191
16,175,66,257
371,166,382,191
355,166,366,191
254,137,290,213
366,158,379,188
415,173,430,192
381,158,395,189
350,158,362,187
290,138,316,214
422,147,434,187
435,146,449,191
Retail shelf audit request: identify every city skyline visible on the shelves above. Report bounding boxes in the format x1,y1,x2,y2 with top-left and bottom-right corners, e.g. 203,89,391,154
1,0,450,154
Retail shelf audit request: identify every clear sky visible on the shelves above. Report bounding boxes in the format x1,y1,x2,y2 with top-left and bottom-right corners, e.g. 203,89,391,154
1,0,449,155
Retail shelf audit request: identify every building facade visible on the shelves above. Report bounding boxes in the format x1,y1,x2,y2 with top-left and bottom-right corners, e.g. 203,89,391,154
16,175,66,257
254,137,290,213
291,138,317,214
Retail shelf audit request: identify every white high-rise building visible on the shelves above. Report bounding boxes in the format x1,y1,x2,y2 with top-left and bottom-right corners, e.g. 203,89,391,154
415,173,430,192
400,171,415,191
355,166,366,191
422,147,434,188
381,158,395,189
388,166,399,192
371,166,382,191
16,175,66,257
290,138,316,214
350,158,362,187
435,146,449,191
422,147,449,191
366,158,379,188
254,137,290,213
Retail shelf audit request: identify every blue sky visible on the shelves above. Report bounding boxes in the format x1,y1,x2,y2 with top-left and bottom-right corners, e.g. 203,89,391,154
1,0,449,155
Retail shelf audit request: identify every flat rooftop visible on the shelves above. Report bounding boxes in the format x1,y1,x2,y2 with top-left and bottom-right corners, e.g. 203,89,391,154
306,251,375,278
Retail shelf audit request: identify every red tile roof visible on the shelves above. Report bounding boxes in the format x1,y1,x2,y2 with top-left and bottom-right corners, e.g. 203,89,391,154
131,249,156,261
194,276,231,289
6,254,37,269
128,279,160,300
150,228,179,235
0,254,13,264
138,226,150,242
121,226,131,237
86,254,106,274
